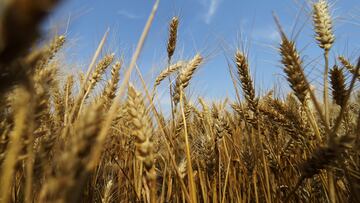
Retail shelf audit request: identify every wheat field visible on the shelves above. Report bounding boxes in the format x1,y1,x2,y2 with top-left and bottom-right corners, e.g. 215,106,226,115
0,0,359,202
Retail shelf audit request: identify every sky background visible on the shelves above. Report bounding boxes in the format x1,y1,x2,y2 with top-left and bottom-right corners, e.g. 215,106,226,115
44,0,360,107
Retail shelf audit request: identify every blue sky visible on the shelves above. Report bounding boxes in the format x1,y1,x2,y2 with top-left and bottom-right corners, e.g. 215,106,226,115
45,0,360,103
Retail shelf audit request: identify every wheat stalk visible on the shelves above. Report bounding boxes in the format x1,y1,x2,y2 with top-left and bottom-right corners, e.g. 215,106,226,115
313,0,335,127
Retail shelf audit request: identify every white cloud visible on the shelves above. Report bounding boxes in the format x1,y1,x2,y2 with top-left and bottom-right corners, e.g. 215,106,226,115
117,10,141,19
253,27,280,42
199,0,222,24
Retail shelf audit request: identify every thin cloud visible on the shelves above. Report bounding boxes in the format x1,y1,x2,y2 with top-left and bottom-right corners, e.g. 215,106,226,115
253,27,280,42
199,0,222,24
117,10,141,19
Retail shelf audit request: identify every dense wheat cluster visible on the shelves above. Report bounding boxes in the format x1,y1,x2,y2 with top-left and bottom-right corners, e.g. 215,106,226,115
0,0,359,202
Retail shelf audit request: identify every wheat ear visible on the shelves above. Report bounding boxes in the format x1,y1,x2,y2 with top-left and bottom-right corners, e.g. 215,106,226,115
33,35,66,69
127,85,156,202
339,56,360,80
330,65,346,107
173,54,203,106
153,61,186,89
167,16,179,61
77,53,114,116
313,0,335,52
235,51,258,113
101,61,122,108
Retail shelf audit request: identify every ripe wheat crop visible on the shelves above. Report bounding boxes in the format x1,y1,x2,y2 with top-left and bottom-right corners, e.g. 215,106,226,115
0,0,359,202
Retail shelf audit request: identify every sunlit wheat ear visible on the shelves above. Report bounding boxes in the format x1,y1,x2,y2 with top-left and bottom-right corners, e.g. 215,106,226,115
76,53,114,117
177,158,187,179
153,61,186,88
330,65,346,107
338,56,353,70
101,61,122,108
213,117,224,140
39,35,66,67
26,35,66,68
173,54,203,106
126,85,156,186
87,53,115,91
47,35,66,56
102,179,114,203
278,32,309,104
198,97,210,123
339,56,360,80
312,0,335,52
235,51,258,112
167,16,179,61
198,97,209,113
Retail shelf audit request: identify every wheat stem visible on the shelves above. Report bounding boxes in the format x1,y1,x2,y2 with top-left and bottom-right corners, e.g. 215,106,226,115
324,51,330,127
